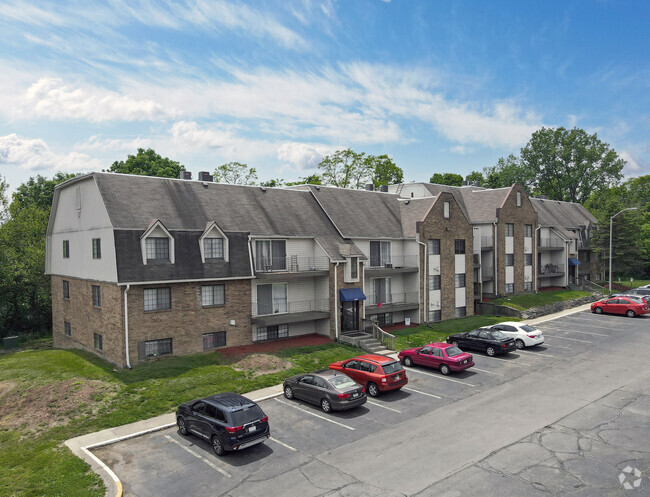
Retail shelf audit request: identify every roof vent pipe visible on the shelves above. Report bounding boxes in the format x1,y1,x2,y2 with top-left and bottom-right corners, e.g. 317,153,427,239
365,183,374,191
462,180,469,186
379,185,388,192
198,171,213,182
473,180,481,187
180,171,192,180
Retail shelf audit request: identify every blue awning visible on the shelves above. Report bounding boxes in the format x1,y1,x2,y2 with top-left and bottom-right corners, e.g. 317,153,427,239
568,258,581,266
339,288,366,302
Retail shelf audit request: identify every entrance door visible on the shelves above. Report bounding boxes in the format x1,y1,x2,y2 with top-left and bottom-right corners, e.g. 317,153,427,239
341,301,359,332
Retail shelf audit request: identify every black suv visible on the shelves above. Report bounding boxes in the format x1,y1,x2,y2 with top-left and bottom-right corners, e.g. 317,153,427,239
176,393,270,456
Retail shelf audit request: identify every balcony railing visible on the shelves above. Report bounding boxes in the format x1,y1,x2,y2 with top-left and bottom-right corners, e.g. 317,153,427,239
538,263,565,276
368,255,418,269
254,256,329,273
366,291,419,306
481,236,493,249
578,239,591,249
538,238,564,249
252,297,329,316
481,265,494,279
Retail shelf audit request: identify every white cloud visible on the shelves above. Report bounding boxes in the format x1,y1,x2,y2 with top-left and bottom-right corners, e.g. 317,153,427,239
0,133,102,172
276,142,334,171
619,150,641,173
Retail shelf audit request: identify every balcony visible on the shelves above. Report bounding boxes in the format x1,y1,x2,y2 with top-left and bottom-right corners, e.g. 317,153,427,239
254,256,329,280
538,238,565,251
473,282,481,298
473,254,480,268
251,297,330,326
367,255,419,275
481,265,494,281
578,239,591,249
481,236,493,250
365,291,419,313
538,263,565,278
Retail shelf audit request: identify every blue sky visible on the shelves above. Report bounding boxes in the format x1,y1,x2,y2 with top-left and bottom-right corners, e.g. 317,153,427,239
0,0,648,194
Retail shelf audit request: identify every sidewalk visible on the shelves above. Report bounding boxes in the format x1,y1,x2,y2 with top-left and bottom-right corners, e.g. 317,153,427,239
65,303,594,497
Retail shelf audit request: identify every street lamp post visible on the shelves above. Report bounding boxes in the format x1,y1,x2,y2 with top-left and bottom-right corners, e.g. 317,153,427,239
609,207,638,294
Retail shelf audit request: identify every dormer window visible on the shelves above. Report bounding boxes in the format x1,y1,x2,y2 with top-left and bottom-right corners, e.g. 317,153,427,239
199,222,229,263
204,238,224,259
146,238,169,260
140,220,175,265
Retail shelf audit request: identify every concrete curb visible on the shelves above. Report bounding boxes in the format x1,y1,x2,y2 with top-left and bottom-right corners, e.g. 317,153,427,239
66,305,593,496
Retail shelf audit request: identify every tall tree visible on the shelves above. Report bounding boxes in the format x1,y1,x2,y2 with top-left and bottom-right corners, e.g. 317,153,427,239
106,148,185,178
465,171,486,185
213,162,258,185
285,174,322,186
318,149,403,189
9,173,78,216
259,178,284,187
429,172,463,186
369,154,403,187
482,154,533,190
0,175,8,223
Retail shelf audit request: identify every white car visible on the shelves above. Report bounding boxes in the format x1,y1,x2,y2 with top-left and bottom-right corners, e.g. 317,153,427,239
488,322,544,349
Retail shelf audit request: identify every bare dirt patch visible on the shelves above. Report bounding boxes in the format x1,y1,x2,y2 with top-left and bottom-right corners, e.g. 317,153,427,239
0,379,119,435
232,354,293,377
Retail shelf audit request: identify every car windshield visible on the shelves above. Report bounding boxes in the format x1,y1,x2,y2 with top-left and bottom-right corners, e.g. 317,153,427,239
520,325,537,332
445,346,463,357
382,361,404,374
490,330,508,340
328,375,357,389
231,405,265,425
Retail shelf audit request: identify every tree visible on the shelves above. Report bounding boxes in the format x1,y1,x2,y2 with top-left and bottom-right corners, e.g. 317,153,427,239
369,154,403,187
213,162,258,185
482,154,533,190
9,173,78,217
318,149,403,189
259,179,285,187
285,174,322,186
429,172,463,186
106,148,185,178
0,175,8,223
465,171,485,185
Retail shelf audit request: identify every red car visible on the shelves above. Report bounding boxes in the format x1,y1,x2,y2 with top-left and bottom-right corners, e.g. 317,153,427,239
591,296,649,317
329,354,407,397
398,343,474,375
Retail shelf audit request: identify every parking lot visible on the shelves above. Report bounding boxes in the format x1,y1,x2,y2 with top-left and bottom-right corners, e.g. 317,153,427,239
93,310,650,496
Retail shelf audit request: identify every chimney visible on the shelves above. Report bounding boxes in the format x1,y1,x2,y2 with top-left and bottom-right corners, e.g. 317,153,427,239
379,185,388,192
179,171,192,180
462,180,469,186
198,171,213,182
365,183,374,191
473,180,481,187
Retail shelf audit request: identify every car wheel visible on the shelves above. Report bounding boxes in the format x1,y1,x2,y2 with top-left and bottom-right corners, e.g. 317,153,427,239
404,356,413,367
321,398,332,413
515,339,525,350
367,382,380,397
486,346,496,357
440,364,451,375
177,417,188,436
452,341,459,347
284,385,294,399
212,435,225,457
594,307,603,314
626,310,636,318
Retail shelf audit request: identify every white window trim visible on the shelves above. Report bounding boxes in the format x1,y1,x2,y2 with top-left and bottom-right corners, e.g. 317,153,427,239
345,256,360,283
140,220,175,265
443,201,450,219
199,222,229,263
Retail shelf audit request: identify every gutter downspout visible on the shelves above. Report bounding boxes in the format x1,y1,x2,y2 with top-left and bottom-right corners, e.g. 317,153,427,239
334,262,340,340
361,261,366,320
124,284,131,369
247,235,256,276
416,237,427,323
493,221,498,296
535,225,541,292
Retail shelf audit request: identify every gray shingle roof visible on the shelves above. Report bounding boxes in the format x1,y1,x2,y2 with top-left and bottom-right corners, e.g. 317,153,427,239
399,197,436,238
530,198,598,230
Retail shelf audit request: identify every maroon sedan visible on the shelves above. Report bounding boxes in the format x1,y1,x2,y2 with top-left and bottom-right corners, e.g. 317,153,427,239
591,296,649,317
398,343,474,375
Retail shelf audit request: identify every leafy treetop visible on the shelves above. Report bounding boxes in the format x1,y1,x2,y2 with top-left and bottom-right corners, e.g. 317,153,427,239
106,148,185,178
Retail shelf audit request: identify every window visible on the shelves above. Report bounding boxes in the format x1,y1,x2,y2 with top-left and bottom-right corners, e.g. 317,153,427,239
92,238,101,259
429,310,441,322
524,253,533,266
63,280,70,300
454,239,465,254
505,283,514,293
455,274,466,288
516,192,522,207
455,307,466,318
146,237,170,261
428,239,440,255
506,254,514,266
202,285,225,307
143,338,173,358
204,238,224,259
429,275,441,291
350,257,358,279
144,288,171,311
524,282,533,291
256,283,287,315
256,324,289,341
370,277,391,304
63,240,70,258
92,285,101,307
443,201,450,219
203,331,226,350
64,321,71,337
506,223,514,236
370,241,391,267
94,333,103,350
525,224,533,237
255,240,286,271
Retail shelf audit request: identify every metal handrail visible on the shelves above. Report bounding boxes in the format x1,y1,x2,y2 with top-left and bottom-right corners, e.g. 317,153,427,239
366,291,419,306
538,237,564,248
254,256,329,272
361,318,395,350
368,255,418,269
252,297,329,316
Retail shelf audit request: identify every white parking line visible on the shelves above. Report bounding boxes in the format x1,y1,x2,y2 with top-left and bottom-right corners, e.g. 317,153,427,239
541,343,572,350
164,435,231,478
367,400,402,413
517,350,556,358
404,367,475,387
470,367,504,376
269,436,297,452
564,330,608,337
542,323,611,333
485,356,532,367
544,335,591,343
403,387,442,398
274,398,355,430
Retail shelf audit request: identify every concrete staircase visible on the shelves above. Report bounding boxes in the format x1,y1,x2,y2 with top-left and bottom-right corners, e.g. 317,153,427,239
338,332,395,357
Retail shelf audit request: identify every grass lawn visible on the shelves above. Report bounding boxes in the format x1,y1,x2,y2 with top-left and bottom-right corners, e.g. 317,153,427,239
0,342,360,497
491,289,593,311
391,315,516,350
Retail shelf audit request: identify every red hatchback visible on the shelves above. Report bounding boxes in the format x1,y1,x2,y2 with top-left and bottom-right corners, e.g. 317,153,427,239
329,355,407,397
591,296,649,317
398,343,474,375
